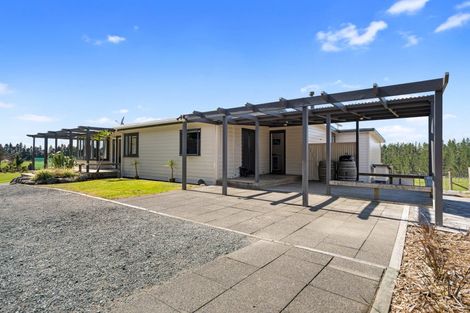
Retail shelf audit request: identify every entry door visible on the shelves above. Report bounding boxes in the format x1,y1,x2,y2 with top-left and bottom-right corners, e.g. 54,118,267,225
270,131,285,174
242,129,256,175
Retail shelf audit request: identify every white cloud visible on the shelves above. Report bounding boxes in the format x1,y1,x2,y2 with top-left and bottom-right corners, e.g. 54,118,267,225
300,80,360,94
134,117,157,123
378,124,425,143
0,101,14,109
406,116,428,125
133,25,139,31
300,84,321,94
17,114,54,122
387,0,429,15
444,113,457,119
435,13,470,32
90,117,113,125
0,82,12,95
400,32,420,47
107,35,126,44
316,21,387,52
114,108,128,114
82,35,103,46
456,1,470,9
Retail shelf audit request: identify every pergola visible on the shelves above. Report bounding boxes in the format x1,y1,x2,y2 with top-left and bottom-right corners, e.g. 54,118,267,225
27,126,114,172
180,73,449,226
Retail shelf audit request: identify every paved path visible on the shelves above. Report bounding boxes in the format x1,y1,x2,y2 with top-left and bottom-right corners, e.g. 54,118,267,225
111,186,409,312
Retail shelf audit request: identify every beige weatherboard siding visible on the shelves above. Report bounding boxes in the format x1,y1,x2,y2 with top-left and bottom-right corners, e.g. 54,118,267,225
112,119,384,185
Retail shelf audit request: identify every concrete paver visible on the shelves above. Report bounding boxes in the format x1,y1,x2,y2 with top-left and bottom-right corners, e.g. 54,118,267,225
194,257,258,288
283,286,369,313
226,240,290,267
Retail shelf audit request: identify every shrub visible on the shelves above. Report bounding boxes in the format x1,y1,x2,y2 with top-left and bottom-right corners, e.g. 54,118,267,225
33,169,77,182
50,152,75,169
33,169,54,181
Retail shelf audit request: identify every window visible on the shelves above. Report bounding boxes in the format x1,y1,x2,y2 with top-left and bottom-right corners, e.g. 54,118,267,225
124,133,139,157
179,128,201,156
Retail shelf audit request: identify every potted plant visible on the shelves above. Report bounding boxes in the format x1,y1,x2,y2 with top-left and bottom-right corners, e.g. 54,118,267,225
132,160,139,179
166,159,176,182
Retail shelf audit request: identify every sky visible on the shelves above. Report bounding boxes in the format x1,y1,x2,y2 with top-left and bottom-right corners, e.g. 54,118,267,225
1,0,469,146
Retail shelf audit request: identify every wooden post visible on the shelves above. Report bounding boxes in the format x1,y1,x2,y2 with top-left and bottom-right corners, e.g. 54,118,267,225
355,120,360,181
54,136,58,152
326,114,332,195
255,119,260,184
44,137,48,169
428,105,433,176
182,121,187,190
120,135,124,178
448,171,452,191
32,136,36,170
433,90,443,226
302,106,309,206
222,115,228,196
85,129,91,173
68,131,73,157
468,167,470,191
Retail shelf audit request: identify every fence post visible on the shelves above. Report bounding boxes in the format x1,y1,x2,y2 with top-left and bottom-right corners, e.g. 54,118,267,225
448,171,452,191
468,167,470,191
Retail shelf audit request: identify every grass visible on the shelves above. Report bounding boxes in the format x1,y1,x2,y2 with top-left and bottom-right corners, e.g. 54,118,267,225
414,176,469,191
49,178,183,199
0,172,21,184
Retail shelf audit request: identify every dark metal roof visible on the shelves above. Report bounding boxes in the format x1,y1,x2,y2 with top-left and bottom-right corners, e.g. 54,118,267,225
181,74,448,127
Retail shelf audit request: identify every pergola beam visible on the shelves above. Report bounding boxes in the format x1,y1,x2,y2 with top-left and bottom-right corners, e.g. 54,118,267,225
373,83,399,117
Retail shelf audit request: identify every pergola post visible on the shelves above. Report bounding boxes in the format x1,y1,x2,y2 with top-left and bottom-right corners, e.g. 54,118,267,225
301,106,309,206
96,140,100,161
433,90,443,226
85,129,91,173
326,114,332,195
54,136,58,152
255,118,260,183
32,136,36,170
44,137,48,169
120,135,124,178
428,102,434,176
355,120,360,181
222,115,228,196
181,121,188,190
68,131,73,157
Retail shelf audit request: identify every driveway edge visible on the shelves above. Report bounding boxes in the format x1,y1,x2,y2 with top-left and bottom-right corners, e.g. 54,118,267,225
370,205,409,313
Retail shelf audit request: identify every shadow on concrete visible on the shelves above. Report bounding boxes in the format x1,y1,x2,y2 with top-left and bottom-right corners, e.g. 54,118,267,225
358,201,380,220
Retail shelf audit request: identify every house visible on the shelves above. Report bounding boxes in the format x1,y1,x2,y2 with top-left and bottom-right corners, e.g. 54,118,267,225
110,119,384,185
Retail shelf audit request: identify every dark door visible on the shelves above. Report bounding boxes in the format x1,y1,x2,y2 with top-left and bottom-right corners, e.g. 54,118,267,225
242,129,255,175
270,131,285,174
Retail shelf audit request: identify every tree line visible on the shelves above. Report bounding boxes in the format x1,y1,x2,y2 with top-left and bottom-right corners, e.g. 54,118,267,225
381,138,470,177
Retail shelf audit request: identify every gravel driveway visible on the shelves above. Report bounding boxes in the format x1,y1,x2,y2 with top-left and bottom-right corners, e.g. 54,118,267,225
0,185,250,312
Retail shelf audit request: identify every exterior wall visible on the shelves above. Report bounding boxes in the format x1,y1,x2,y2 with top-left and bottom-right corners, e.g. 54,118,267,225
113,121,382,185
116,123,219,185
335,132,370,175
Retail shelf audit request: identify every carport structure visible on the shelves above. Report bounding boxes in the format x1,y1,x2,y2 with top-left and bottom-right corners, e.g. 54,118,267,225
181,73,449,226
27,126,114,172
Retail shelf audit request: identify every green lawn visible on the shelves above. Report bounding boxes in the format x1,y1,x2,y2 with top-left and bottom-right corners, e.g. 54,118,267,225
414,177,469,191
49,178,183,199
0,172,20,184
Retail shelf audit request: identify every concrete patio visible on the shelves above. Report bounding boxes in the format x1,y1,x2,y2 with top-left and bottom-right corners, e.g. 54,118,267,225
119,185,405,266
109,185,416,312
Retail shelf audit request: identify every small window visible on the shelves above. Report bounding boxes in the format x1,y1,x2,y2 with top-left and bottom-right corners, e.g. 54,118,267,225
124,133,139,157
179,128,201,156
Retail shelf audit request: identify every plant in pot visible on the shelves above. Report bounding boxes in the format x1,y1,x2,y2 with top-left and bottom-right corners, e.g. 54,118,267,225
166,159,176,182
132,160,139,179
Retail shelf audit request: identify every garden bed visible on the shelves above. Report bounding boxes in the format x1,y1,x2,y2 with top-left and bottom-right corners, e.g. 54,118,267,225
391,225,470,312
